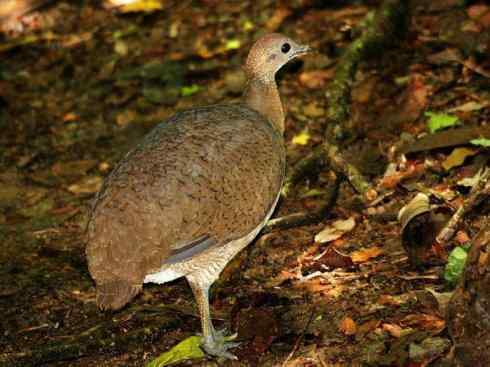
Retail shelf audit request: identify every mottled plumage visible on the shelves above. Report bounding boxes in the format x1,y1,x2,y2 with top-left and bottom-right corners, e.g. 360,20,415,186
86,105,285,308
86,33,310,358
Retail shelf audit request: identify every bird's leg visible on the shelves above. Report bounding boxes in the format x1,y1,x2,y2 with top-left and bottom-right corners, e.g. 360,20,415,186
186,275,238,360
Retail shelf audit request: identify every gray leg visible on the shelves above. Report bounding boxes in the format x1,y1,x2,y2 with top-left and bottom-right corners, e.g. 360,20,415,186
186,275,238,359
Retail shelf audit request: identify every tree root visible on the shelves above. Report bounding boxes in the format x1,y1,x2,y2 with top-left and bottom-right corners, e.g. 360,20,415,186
283,0,408,202
265,176,340,234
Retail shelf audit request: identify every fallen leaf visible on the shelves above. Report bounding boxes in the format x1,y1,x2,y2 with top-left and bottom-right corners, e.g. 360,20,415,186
382,323,405,338
425,112,460,133
303,102,325,118
379,162,425,189
401,314,445,333
291,130,310,146
315,247,354,269
265,7,292,31
467,4,489,19
116,110,137,127
409,336,451,364
224,39,241,50
441,147,478,171
351,246,383,263
377,74,429,130
67,176,103,195
114,40,129,56
181,84,201,97
448,101,487,113
352,75,379,104
444,246,469,286
357,320,381,336
339,316,357,336
146,335,204,367
377,294,412,306
63,112,79,122
455,230,470,244
298,69,335,89
314,217,356,244
109,0,165,13
52,160,98,178
297,278,332,295
457,167,489,187
470,138,490,147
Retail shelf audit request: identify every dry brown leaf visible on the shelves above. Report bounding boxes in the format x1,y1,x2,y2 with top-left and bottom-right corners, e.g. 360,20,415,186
67,176,102,195
357,320,381,336
266,270,298,287
316,246,354,269
265,7,291,31
479,251,489,270
314,217,356,244
379,162,425,189
298,69,335,89
455,230,470,244
303,102,325,118
52,160,97,178
339,316,357,336
295,278,344,297
63,112,78,122
352,75,378,104
401,314,445,333
382,323,404,338
351,246,383,263
378,295,400,306
442,147,478,171
468,4,490,27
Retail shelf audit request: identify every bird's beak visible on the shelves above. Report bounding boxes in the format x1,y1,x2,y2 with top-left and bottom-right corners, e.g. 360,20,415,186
293,44,312,58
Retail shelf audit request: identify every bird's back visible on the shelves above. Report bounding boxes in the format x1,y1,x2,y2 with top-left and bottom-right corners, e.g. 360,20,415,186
86,104,285,309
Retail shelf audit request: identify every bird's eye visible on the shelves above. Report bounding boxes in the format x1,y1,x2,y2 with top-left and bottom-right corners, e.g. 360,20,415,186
281,43,291,53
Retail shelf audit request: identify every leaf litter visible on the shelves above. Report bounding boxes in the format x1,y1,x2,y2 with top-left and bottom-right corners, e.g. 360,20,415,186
1,1,489,366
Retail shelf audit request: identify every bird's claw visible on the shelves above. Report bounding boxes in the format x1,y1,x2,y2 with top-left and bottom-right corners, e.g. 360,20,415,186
201,329,240,360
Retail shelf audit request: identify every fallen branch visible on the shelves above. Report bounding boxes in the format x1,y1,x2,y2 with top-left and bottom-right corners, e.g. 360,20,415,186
437,168,490,244
265,177,340,233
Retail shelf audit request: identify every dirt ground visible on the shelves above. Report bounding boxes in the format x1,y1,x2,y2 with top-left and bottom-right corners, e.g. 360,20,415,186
1,0,490,366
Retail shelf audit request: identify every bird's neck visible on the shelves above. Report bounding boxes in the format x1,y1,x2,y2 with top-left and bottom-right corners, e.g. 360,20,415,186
243,78,284,134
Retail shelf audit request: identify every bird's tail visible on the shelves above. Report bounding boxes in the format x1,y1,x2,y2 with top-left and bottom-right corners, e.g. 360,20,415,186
96,280,142,311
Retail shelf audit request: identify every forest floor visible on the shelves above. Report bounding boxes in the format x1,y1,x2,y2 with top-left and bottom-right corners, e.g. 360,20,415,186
1,0,490,366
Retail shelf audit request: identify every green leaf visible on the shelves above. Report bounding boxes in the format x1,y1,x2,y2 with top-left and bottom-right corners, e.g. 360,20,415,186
181,84,201,97
444,246,469,286
425,112,460,133
146,336,204,367
225,39,241,50
470,138,490,147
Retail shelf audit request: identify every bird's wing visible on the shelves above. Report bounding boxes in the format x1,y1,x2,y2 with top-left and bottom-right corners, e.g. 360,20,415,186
165,235,217,264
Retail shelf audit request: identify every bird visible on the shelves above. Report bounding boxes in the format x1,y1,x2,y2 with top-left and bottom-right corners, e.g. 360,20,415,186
86,33,310,359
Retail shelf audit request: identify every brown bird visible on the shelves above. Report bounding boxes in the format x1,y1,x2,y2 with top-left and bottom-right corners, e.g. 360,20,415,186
86,33,310,358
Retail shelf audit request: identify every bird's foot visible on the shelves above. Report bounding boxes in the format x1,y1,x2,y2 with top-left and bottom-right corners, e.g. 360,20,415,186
201,329,240,360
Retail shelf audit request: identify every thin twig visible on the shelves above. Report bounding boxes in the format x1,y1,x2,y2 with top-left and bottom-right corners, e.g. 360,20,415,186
437,168,490,244
264,177,340,234
281,310,315,367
